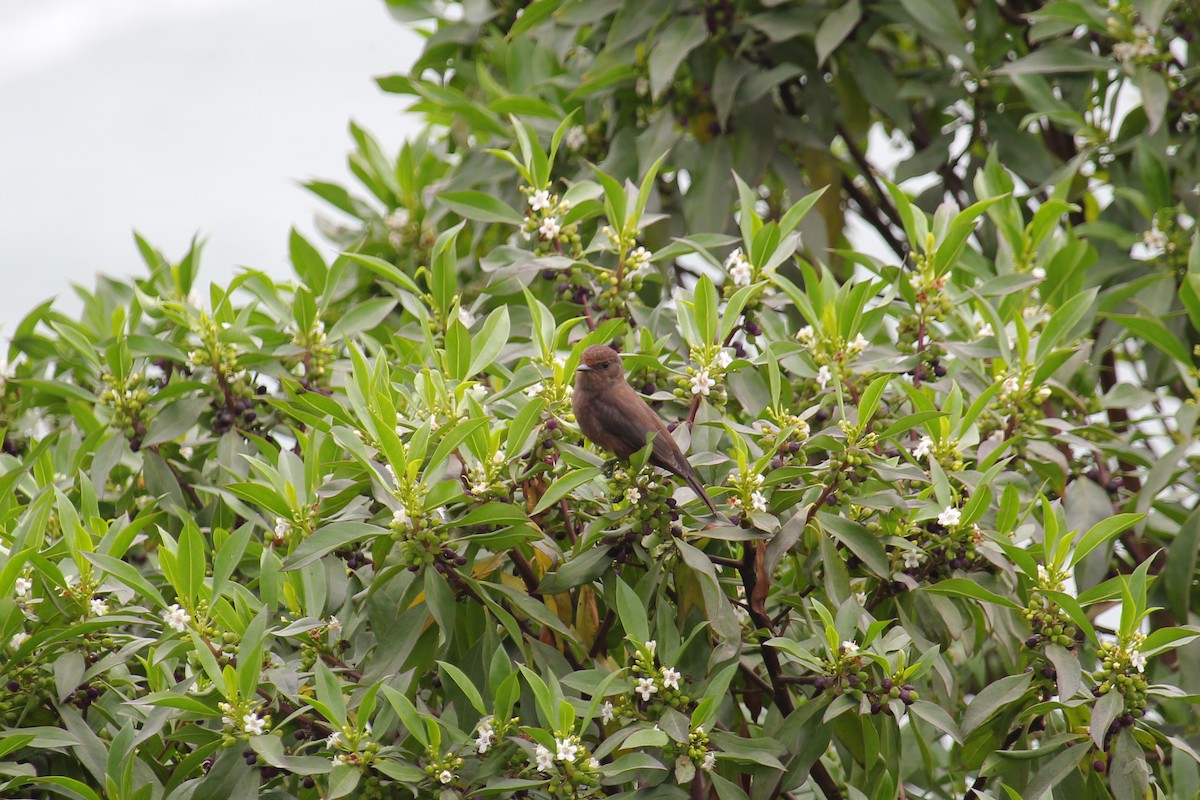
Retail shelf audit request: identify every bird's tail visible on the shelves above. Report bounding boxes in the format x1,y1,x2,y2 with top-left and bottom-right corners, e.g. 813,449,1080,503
681,470,722,518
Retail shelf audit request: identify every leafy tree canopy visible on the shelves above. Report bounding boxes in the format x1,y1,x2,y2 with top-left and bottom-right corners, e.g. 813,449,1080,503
2,1,1200,799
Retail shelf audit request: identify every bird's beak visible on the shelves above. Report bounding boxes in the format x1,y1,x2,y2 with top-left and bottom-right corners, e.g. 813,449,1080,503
576,363,592,372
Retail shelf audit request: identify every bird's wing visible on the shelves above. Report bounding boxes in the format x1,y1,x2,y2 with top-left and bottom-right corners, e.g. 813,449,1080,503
597,384,689,473
597,384,720,515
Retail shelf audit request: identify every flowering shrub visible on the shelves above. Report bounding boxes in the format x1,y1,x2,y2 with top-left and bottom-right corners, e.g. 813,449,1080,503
3,1,1200,799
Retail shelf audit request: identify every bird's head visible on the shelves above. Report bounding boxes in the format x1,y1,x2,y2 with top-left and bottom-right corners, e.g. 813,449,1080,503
575,344,625,392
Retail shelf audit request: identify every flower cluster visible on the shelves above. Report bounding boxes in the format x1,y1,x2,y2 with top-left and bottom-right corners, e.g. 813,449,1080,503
673,346,734,405
725,468,767,517
629,640,691,713
522,186,580,257
912,435,965,471
466,449,509,502
796,324,870,391
666,726,717,783
1108,16,1160,73
530,733,602,798
218,700,271,743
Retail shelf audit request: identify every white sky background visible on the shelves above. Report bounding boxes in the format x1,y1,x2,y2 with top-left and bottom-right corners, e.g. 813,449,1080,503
0,0,421,327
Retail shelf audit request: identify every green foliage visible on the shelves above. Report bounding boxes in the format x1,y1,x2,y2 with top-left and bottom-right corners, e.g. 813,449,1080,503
3,1,1200,799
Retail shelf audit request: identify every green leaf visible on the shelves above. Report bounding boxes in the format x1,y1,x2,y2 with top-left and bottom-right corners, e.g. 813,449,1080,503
1071,513,1143,567
468,307,511,376
1109,313,1193,365
994,46,1113,75
532,467,602,515
815,0,861,66
923,578,1022,610
282,522,386,571
438,190,524,226
615,577,650,644
437,661,487,714
647,16,708,100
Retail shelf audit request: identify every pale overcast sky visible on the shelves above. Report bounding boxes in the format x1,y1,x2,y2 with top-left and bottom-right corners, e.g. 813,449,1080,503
0,0,420,327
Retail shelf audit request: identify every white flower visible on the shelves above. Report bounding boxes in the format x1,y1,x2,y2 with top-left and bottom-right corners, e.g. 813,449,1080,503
327,616,342,633
636,76,650,96
243,712,267,736
534,744,555,773
634,677,658,701
556,737,579,763
392,507,409,528
385,208,410,229
690,370,715,396
902,549,924,570
1133,37,1156,57
913,436,933,460
701,751,716,771
908,273,923,289
1037,564,1050,584
163,604,191,633
1001,376,1020,396
565,125,587,151
750,491,767,513
938,506,962,528
1128,649,1147,673
458,306,476,328
713,350,733,370
538,217,561,240
472,481,491,498
1031,267,1046,280
797,325,814,346
438,769,454,784
274,517,290,538
14,576,31,597
976,322,994,339
89,597,108,617
475,728,494,753
725,248,753,287
588,757,601,770
661,667,681,690
326,730,343,749
524,381,544,398
842,640,859,654
1036,385,1052,402
493,450,506,465
816,365,832,389
333,754,349,765
600,701,614,724
646,640,656,656
9,632,29,649
624,487,641,504
852,333,869,351
179,445,194,459
529,189,552,212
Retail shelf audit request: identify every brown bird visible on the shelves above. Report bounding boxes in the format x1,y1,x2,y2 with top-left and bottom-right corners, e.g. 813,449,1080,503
573,345,720,516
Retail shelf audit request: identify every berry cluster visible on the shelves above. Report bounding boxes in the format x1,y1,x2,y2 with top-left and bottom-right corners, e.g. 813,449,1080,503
1023,565,1082,651
0,665,56,726
604,466,682,562
292,318,337,391
98,370,151,451
391,505,461,572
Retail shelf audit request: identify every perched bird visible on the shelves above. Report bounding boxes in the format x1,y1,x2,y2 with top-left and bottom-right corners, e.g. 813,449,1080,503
573,344,720,516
